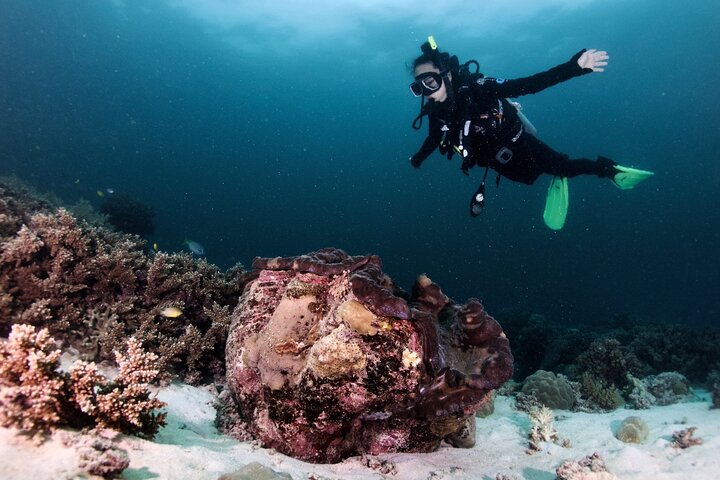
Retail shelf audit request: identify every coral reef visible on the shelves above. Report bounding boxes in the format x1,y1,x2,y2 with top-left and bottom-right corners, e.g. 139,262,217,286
498,309,720,398
521,370,575,410
615,416,649,444
0,324,166,439
574,338,640,411
627,326,720,383
0,179,243,383
221,248,513,463
496,311,592,380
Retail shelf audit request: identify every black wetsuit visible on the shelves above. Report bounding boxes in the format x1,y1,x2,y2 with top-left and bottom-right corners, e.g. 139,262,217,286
410,50,615,185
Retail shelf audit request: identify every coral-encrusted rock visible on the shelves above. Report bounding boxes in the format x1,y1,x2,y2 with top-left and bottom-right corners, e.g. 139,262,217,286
222,248,513,463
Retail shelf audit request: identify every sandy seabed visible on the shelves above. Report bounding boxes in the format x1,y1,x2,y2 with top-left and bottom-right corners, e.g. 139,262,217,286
1,382,718,480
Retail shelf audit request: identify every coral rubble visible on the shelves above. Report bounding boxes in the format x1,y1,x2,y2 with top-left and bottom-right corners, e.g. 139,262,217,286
556,452,618,480
221,248,513,463
671,426,703,449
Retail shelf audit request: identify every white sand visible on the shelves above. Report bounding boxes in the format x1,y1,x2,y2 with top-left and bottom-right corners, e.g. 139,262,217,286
1,383,718,479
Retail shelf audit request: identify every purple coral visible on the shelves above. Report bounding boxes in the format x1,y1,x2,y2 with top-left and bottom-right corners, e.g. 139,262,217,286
222,248,513,463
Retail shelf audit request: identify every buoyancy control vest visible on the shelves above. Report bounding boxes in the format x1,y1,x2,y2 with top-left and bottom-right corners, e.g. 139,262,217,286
450,65,540,174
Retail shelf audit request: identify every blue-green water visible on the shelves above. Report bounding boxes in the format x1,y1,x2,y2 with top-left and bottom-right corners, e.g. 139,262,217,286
2,0,718,326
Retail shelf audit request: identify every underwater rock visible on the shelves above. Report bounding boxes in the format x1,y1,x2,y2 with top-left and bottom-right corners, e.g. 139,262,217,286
222,248,513,463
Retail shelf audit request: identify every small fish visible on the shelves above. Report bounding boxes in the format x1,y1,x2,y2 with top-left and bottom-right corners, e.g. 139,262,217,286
153,242,159,251
96,190,105,197
106,188,115,194
74,179,80,184
184,240,205,256
160,307,183,318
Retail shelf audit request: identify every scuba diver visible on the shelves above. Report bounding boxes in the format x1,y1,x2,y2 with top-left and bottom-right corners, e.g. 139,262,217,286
408,37,653,229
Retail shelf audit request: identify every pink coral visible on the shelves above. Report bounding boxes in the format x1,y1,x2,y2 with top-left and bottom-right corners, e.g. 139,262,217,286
69,337,167,438
0,324,66,434
222,248,513,463
0,324,166,438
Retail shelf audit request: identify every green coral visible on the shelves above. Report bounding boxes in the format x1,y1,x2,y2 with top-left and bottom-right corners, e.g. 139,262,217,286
581,372,623,411
521,370,575,410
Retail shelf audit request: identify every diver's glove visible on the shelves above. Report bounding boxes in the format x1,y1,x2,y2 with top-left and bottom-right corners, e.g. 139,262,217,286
410,154,423,168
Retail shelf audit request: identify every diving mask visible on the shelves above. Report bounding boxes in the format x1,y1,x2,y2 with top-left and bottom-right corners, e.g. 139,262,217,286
409,71,444,97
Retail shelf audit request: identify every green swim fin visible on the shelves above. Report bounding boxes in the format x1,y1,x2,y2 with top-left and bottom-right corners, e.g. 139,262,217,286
543,176,569,230
612,165,654,190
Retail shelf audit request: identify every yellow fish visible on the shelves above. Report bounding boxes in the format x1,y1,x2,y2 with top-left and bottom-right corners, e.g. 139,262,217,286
96,190,105,198
160,307,183,318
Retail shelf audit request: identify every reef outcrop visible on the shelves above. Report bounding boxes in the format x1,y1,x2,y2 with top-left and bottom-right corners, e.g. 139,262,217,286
222,248,513,463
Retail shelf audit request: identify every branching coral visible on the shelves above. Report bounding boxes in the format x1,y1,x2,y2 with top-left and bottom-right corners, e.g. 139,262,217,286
0,324,66,434
0,324,166,439
0,179,244,383
526,405,569,453
70,337,167,438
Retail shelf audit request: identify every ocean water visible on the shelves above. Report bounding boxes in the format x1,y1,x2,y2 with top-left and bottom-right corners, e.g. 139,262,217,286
1,0,718,327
